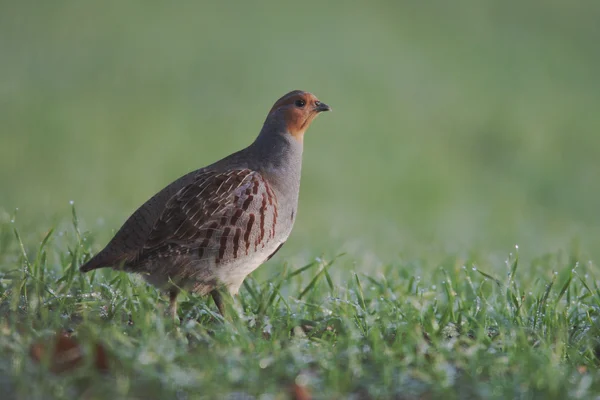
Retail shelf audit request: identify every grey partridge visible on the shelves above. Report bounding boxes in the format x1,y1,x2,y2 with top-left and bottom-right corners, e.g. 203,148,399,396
80,90,331,317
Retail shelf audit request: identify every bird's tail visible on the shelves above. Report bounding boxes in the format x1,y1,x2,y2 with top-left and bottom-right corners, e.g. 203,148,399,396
79,256,104,273
79,251,119,273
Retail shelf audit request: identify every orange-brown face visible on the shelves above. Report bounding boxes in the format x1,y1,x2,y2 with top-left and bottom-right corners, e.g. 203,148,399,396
269,90,331,141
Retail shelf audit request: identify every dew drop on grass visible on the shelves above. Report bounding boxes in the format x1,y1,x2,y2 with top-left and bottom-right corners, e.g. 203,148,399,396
472,267,477,271
295,373,310,386
432,285,437,290
259,357,272,369
69,200,74,205
10,219,14,223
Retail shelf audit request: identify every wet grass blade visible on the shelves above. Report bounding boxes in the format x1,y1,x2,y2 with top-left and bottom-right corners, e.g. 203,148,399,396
286,260,318,280
475,268,502,287
298,260,334,300
555,272,572,306
354,272,367,312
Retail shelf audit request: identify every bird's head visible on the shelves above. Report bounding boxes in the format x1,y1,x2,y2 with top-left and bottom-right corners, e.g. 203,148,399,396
265,90,331,142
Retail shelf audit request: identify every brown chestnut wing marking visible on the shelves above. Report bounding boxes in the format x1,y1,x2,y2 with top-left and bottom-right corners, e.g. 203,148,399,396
142,169,254,252
266,242,285,262
139,169,279,267
214,175,278,263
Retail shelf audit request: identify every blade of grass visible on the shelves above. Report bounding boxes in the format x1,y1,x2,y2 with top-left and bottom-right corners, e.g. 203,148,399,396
475,268,502,287
298,259,334,300
354,272,367,312
286,260,319,280
243,279,259,304
555,272,572,306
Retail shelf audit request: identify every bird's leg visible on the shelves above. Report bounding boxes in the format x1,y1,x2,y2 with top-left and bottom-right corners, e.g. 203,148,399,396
168,289,179,321
211,289,226,316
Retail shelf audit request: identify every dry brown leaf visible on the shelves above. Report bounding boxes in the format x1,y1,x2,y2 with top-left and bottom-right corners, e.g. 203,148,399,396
30,331,110,374
30,331,83,373
94,342,110,372
291,383,311,400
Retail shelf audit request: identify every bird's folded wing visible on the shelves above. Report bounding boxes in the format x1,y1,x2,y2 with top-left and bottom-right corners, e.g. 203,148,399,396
140,168,276,260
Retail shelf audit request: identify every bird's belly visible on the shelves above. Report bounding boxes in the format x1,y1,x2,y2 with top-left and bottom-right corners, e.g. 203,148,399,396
215,239,285,295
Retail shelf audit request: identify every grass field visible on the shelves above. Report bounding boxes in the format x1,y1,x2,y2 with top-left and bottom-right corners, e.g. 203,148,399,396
2,1,600,398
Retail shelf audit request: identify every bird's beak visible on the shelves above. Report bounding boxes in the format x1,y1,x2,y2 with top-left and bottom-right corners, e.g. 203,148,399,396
315,101,332,112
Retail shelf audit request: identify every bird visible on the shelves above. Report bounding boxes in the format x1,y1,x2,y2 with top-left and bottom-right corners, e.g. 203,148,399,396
80,90,331,318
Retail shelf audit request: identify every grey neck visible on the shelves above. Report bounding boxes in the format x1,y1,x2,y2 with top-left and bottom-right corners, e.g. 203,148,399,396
246,119,304,194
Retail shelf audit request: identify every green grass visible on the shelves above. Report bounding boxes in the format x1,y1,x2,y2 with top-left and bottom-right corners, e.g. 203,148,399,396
3,0,600,398
1,206,600,399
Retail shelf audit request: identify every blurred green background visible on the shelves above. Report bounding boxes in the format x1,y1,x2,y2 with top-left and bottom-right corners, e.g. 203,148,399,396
1,1,600,264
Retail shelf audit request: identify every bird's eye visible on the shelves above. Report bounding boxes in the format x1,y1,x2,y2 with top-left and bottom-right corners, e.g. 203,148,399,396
295,99,306,108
